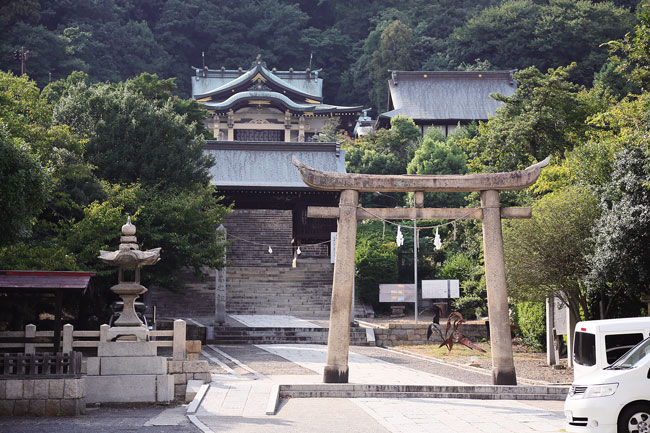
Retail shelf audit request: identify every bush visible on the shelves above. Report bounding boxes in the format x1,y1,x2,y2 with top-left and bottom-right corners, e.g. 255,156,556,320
355,221,399,308
515,301,546,351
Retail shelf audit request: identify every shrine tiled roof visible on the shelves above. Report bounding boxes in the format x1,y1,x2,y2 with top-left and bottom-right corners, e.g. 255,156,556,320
380,70,517,122
204,141,345,189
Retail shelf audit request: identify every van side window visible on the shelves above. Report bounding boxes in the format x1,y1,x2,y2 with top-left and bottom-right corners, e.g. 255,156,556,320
574,332,596,366
604,333,644,364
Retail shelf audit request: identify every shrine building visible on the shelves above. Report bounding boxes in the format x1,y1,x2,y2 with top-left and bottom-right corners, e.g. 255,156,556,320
149,58,362,319
377,70,517,135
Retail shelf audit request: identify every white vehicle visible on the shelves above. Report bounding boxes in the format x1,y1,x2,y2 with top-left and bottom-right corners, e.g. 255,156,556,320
565,336,650,432
573,317,650,380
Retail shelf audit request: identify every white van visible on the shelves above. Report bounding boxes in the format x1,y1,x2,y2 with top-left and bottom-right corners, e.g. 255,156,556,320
565,336,650,432
573,317,650,380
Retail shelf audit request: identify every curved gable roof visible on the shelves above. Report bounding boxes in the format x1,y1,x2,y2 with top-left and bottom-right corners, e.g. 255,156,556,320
194,60,323,102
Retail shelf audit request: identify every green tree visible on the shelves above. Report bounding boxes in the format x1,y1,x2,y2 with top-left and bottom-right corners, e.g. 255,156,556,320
504,187,600,321
588,147,650,318
0,71,94,244
369,20,416,111
463,65,598,173
0,126,48,245
53,78,213,188
447,0,635,85
407,128,468,207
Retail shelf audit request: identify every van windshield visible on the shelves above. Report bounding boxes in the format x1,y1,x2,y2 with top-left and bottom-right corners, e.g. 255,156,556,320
606,337,650,370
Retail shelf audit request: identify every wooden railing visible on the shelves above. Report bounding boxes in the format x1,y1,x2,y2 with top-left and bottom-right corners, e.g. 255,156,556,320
0,351,82,377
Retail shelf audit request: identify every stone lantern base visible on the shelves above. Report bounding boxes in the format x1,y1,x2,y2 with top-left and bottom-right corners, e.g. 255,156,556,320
85,325,174,404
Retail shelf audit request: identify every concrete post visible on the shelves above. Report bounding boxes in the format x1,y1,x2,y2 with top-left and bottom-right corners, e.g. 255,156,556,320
173,319,187,361
324,189,359,383
100,324,109,342
480,189,517,385
215,225,227,325
567,308,577,368
62,324,73,353
24,324,36,355
546,297,556,365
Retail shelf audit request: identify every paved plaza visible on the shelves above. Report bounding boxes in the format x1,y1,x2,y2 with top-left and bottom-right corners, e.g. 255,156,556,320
190,343,566,433
0,315,568,432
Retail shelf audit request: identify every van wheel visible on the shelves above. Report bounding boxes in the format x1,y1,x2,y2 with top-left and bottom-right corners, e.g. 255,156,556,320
618,404,650,433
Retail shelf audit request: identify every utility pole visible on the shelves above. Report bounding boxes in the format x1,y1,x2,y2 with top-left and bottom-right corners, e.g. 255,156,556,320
12,46,29,75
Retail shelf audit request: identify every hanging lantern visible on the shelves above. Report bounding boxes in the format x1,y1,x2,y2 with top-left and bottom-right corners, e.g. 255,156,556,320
434,227,442,250
268,245,273,254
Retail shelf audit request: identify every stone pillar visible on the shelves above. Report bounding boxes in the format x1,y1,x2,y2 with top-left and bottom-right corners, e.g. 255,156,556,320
298,116,305,142
212,115,220,139
546,297,556,366
284,110,292,142
215,225,227,325
227,109,234,141
324,189,359,383
62,323,73,353
567,308,577,368
480,189,517,385
24,324,36,355
173,319,186,361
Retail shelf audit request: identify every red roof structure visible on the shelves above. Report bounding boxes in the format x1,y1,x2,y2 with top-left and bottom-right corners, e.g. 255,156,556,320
0,270,95,353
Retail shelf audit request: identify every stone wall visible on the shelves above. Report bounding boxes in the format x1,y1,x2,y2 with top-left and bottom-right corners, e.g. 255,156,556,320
0,377,85,416
148,267,216,319
371,323,488,346
167,360,211,401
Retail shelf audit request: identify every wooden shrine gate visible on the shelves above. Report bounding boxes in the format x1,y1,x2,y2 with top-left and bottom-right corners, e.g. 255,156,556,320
292,156,549,385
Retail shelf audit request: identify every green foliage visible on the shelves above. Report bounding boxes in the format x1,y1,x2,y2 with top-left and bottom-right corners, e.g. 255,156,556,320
407,128,468,207
463,65,598,173
607,1,650,90
514,302,546,350
0,125,48,245
588,146,650,317
447,0,635,85
504,187,600,320
369,20,416,110
53,77,213,188
355,221,399,307
442,253,488,319
347,116,421,175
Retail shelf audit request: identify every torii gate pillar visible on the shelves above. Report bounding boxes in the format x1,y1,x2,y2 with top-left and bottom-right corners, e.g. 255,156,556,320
481,189,516,385
324,189,358,383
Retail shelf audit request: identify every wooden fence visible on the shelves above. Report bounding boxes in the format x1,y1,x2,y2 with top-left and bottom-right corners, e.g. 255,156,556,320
0,351,82,377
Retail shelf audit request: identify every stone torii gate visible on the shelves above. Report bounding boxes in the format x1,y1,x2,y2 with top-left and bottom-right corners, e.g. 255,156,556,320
292,156,549,386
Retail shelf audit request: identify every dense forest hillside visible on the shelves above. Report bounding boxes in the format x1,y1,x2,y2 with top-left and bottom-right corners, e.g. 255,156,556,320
0,0,640,112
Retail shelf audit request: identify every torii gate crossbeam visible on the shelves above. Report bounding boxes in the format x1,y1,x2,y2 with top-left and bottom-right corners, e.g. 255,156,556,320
293,156,550,386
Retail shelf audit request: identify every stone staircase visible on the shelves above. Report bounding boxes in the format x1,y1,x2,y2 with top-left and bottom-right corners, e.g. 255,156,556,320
210,325,369,345
226,257,333,318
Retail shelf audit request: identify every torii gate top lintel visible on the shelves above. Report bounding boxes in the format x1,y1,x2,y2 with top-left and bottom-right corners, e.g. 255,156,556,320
292,155,550,193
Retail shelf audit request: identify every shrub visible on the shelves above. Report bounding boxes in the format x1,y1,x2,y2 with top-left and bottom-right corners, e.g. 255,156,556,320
515,301,546,350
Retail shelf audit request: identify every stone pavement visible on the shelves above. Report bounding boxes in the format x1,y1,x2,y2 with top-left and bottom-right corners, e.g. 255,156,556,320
194,342,566,433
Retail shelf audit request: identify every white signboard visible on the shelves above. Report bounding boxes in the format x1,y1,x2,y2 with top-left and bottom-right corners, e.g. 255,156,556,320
330,232,337,264
379,284,416,303
422,280,460,299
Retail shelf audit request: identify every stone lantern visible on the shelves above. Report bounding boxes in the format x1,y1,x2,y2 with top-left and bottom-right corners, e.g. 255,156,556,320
98,217,161,340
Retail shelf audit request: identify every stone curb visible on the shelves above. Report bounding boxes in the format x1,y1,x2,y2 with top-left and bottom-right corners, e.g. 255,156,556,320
265,383,568,415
